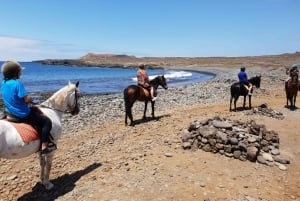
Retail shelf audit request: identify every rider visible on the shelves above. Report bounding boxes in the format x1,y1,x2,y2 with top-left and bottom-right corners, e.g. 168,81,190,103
1,61,57,155
286,63,299,81
137,63,156,101
238,66,253,95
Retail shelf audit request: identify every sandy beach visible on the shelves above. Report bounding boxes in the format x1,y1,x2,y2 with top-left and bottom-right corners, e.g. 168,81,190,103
1,56,300,200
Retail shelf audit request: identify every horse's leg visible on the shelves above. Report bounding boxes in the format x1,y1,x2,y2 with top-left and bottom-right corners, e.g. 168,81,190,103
293,95,296,109
125,104,131,126
249,95,252,109
39,153,54,190
125,113,128,126
128,103,134,126
143,101,148,119
151,101,155,118
234,96,239,111
229,97,232,111
124,97,134,126
243,95,246,109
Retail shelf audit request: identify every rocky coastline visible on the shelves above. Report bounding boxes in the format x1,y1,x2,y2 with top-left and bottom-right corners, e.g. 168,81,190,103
61,66,286,135
1,61,299,200
0,65,287,135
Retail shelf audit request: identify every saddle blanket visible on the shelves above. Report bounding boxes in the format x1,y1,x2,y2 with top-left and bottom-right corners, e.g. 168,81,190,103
3,120,39,143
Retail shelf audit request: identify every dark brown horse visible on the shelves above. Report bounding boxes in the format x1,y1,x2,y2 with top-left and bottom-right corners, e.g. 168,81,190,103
230,76,261,111
285,74,298,110
123,75,168,126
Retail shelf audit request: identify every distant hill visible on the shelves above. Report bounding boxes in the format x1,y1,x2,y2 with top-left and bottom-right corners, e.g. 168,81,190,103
36,52,300,69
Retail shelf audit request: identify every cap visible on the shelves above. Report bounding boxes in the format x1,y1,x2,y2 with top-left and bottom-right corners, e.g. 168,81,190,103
292,63,298,68
1,61,25,79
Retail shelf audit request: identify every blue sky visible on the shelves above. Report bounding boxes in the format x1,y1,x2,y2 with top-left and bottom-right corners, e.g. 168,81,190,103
0,0,299,61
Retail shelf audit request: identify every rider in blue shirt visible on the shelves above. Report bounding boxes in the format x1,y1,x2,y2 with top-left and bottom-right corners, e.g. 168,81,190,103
1,61,56,155
238,66,252,95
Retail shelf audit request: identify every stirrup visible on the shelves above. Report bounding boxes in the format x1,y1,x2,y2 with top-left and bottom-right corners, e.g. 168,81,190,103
152,97,157,101
40,143,57,155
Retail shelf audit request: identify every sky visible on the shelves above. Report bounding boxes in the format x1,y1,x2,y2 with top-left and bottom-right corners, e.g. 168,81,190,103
0,0,299,61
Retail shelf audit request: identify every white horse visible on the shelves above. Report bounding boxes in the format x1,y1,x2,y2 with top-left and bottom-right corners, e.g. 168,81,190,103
0,81,80,190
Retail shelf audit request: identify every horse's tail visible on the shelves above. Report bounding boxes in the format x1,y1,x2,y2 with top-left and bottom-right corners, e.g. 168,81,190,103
123,87,134,126
230,84,236,97
123,88,129,124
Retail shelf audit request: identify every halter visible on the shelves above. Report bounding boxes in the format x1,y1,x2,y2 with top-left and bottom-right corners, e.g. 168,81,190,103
40,89,80,114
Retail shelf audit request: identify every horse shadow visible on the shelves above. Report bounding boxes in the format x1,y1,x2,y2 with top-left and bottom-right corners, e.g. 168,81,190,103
17,162,102,201
132,114,171,126
233,106,252,112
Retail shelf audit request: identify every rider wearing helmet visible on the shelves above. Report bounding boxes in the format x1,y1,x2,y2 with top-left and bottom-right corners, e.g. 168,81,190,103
1,61,56,155
238,66,253,95
286,63,299,78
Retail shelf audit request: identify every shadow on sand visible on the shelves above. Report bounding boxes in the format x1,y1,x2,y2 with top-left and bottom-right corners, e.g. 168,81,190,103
131,114,171,126
17,162,102,201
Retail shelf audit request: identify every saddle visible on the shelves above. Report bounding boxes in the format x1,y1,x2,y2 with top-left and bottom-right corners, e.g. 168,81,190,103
240,83,250,91
0,107,42,143
286,75,299,89
138,85,151,98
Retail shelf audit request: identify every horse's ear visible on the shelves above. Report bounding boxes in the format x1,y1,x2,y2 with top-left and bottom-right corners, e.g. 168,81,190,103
68,80,71,86
75,81,79,88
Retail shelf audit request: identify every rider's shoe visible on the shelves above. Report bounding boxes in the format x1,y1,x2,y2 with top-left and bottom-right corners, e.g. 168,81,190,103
41,143,57,155
152,97,157,101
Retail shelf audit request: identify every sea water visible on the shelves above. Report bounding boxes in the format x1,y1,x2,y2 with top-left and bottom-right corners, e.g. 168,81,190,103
0,61,214,95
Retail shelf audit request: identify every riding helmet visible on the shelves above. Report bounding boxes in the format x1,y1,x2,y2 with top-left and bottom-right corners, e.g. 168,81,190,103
1,61,25,79
292,63,298,68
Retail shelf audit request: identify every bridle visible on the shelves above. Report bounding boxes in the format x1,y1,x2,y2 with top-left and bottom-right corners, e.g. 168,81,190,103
68,89,80,115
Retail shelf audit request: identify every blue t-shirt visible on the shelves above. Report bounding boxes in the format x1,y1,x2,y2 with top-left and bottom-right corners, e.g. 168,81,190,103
238,71,248,84
1,79,30,118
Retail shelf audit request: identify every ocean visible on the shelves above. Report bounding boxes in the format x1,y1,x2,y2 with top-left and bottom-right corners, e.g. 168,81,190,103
0,61,214,95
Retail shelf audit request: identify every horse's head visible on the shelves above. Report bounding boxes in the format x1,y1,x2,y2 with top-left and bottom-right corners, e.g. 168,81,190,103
150,75,168,90
157,75,168,89
43,81,80,115
66,81,80,115
249,76,261,88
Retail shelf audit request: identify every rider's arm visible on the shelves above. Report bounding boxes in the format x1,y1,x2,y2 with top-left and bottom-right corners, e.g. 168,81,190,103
24,95,31,103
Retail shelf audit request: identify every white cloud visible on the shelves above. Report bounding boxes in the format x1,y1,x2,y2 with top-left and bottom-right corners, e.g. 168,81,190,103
0,36,84,61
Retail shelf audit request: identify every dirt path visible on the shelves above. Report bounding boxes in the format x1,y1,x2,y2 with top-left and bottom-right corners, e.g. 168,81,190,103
1,88,300,201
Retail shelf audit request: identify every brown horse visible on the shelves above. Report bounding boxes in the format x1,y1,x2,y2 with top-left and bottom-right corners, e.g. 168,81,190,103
285,74,298,110
123,75,168,126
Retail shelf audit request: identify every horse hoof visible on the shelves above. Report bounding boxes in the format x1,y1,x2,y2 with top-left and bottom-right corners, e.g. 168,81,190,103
44,182,54,190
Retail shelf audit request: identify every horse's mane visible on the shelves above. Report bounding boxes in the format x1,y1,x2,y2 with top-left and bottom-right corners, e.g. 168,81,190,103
150,75,160,84
249,76,259,81
43,83,78,106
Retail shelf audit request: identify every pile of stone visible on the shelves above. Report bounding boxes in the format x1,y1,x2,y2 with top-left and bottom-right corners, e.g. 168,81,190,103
181,116,290,168
247,103,284,120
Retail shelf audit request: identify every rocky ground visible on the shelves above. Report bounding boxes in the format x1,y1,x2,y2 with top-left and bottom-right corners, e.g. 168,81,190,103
0,64,300,201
